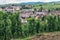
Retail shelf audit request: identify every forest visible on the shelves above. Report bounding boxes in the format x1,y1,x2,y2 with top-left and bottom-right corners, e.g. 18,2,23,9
0,11,60,40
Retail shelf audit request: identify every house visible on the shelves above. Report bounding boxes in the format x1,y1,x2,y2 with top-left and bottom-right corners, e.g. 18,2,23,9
20,9,34,23
20,9,34,17
48,10,60,15
20,10,48,23
47,11,60,16
4,6,21,13
0,8,3,11
20,13,30,23
34,12,48,19
56,11,60,15
25,5,32,9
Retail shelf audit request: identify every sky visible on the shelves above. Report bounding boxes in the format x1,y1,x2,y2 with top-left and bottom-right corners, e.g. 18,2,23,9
0,0,60,4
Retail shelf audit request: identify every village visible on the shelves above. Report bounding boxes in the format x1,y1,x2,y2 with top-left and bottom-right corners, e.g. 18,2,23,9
1,1,60,40
0,4,60,23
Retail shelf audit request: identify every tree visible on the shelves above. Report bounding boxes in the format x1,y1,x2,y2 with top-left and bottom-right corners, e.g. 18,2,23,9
35,19,41,33
27,17,36,35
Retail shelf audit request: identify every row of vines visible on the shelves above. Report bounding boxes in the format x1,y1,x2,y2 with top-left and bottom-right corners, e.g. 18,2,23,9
0,11,60,40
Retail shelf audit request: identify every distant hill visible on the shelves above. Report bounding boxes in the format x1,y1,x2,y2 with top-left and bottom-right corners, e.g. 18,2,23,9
0,1,60,7
48,1,60,4
20,1,60,5
20,2,45,5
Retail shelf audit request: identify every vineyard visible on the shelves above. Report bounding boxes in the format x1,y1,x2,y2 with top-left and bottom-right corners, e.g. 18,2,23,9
0,11,60,40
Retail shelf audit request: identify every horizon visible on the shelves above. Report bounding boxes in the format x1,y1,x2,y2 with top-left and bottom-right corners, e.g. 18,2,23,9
0,0,60,4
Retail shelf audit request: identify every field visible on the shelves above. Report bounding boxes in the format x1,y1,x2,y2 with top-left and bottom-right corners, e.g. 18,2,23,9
11,32,60,40
1,10,60,40
1,2,60,40
32,4,60,9
32,32,60,40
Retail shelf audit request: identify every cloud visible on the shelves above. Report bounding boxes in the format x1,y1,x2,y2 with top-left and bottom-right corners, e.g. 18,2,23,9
40,0,51,2
0,0,59,4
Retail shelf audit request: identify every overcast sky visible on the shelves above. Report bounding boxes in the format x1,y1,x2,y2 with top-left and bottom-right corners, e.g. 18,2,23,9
0,0,60,4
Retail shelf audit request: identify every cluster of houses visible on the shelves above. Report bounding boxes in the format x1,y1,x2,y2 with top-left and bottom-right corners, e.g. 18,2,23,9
20,9,60,23
0,5,22,13
4,6,20,13
0,5,60,23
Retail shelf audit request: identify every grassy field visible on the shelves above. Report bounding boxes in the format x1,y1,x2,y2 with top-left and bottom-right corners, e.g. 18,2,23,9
32,4,60,9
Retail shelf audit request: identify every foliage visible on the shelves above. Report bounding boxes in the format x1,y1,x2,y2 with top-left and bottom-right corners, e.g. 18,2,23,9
0,11,60,40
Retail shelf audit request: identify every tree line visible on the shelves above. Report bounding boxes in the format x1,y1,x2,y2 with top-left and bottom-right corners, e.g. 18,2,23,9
0,11,60,40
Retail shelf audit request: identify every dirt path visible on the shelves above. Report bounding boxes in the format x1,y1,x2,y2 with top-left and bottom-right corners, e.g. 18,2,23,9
32,32,60,40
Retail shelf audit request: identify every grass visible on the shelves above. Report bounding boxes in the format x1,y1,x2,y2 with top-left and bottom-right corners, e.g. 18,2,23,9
32,4,60,9
11,31,60,40
11,35,35,40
